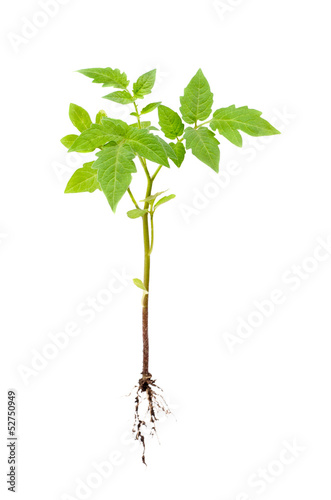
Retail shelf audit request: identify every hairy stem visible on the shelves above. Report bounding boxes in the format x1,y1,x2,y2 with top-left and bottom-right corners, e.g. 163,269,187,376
196,119,212,128
149,213,154,256
132,102,164,377
133,100,153,376
151,164,163,182
127,187,139,209
133,101,142,128
142,177,152,375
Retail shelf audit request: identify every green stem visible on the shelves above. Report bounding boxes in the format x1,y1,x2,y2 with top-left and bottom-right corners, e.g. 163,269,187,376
133,102,142,128
142,176,152,375
151,164,163,182
133,100,153,376
127,188,139,209
196,119,212,128
149,212,154,256
139,156,151,180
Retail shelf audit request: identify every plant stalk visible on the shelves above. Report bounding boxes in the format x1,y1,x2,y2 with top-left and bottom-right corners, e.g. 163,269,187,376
142,176,152,376
132,102,164,378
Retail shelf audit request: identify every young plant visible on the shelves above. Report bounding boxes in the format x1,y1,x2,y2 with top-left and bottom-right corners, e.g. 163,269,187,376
61,67,280,463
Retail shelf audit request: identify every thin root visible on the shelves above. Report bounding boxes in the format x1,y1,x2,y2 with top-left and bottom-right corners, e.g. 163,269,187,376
132,373,171,465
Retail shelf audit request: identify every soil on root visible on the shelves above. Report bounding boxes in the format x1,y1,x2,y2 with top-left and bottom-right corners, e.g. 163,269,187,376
132,373,171,465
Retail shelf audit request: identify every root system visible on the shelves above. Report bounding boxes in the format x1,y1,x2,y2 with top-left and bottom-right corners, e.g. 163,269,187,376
132,373,171,465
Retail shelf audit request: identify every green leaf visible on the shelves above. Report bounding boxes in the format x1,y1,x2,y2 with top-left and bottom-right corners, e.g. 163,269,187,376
69,103,92,132
95,110,107,124
68,118,129,153
130,112,139,117
127,209,148,219
179,69,213,125
102,141,118,148
210,105,281,146
140,190,168,204
169,142,186,167
64,162,100,193
141,102,161,115
133,69,156,98
184,127,220,172
148,126,159,131
101,117,129,138
154,194,176,209
61,134,78,149
129,121,151,129
126,128,169,167
154,136,177,167
133,278,147,292
77,67,129,89
103,90,135,104
68,125,113,153
93,144,137,212
158,105,184,139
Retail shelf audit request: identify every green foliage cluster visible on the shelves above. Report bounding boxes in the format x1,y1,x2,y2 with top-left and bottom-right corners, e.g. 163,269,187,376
61,67,280,213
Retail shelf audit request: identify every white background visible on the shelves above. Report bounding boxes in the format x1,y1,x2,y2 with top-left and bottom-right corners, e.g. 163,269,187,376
1,0,331,498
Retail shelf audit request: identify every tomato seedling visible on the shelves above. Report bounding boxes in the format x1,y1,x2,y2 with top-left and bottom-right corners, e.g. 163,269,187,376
61,67,280,463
